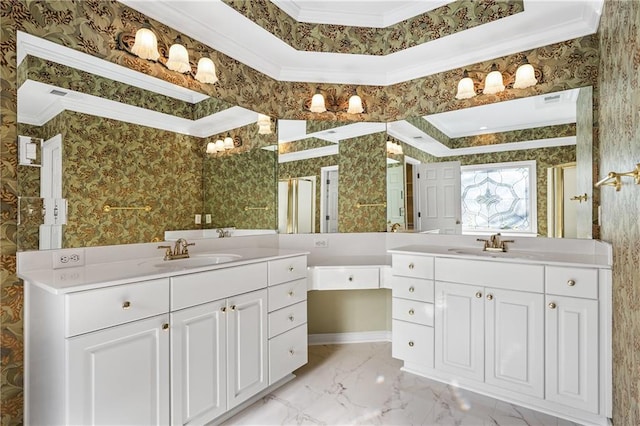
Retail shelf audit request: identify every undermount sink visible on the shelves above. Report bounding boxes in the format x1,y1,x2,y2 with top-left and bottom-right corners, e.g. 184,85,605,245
138,253,242,269
447,248,537,259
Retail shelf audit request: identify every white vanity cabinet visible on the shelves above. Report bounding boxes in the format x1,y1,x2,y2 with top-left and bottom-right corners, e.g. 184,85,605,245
391,254,435,369
267,256,308,384
389,249,612,426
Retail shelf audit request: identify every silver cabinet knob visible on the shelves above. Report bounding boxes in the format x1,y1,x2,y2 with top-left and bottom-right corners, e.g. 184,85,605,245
122,301,131,310
288,291,294,297
475,291,482,298
567,279,576,286
162,323,169,331
548,302,557,309
288,315,294,322
221,306,227,313
408,263,415,270
348,275,354,282
230,305,236,311
288,266,294,272
486,294,493,301
408,341,414,347
408,309,415,315
289,349,295,356
408,286,415,293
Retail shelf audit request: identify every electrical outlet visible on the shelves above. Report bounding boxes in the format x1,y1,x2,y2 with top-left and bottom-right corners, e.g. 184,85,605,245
53,250,85,269
314,238,329,248
205,214,212,224
195,214,202,224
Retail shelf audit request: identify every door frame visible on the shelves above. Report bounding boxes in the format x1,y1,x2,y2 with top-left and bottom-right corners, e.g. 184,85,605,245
320,165,338,233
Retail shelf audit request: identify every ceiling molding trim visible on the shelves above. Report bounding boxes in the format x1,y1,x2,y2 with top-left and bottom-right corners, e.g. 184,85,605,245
278,145,339,163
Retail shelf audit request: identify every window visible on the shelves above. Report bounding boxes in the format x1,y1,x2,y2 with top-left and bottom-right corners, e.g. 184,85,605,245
460,160,537,235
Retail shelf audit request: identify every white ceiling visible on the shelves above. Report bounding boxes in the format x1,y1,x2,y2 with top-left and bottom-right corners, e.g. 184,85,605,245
120,0,603,85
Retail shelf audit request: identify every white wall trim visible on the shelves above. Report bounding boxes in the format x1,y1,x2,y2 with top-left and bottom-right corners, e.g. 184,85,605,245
308,331,391,345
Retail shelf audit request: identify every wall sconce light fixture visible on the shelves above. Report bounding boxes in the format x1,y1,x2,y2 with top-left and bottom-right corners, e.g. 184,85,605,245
257,114,272,134
386,139,403,155
119,20,218,84
206,134,242,154
455,58,540,100
306,87,366,114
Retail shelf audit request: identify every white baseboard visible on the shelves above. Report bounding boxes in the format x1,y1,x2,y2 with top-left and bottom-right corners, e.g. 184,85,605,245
308,330,391,345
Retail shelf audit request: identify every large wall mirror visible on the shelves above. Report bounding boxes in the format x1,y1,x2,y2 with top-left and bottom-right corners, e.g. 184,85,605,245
277,85,594,239
16,32,278,252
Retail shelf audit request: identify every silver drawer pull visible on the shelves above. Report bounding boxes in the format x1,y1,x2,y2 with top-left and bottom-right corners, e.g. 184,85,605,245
288,266,294,272
567,279,576,286
486,294,493,301
408,309,415,315
230,305,236,311
122,301,131,310
288,291,294,297
408,263,415,270
408,286,415,293
162,323,169,331
475,291,482,298
348,276,354,282
548,302,557,309
408,341,414,347
288,315,294,322
221,306,227,313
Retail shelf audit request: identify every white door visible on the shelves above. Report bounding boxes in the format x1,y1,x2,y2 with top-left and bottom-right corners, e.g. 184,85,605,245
418,162,461,234
171,300,227,425
39,134,63,249
321,168,339,233
562,166,578,238
546,295,599,413
227,289,268,408
66,315,170,425
434,282,484,382
387,164,405,228
485,288,544,398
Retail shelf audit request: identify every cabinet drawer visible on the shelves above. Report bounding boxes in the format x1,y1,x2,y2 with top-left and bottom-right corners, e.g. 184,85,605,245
314,267,379,290
269,324,308,385
393,298,434,326
171,263,267,311
269,301,307,338
392,277,434,302
268,256,307,285
65,279,169,337
546,266,598,299
392,319,433,368
268,279,307,312
435,258,544,293
392,254,434,279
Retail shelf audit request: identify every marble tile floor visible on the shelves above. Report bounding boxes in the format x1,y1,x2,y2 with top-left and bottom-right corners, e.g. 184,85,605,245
223,342,580,426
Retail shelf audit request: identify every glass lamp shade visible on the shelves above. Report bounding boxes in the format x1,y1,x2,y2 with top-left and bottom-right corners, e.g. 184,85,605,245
513,63,537,89
395,142,403,155
257,114,270,127
223,135,234,149
309,93,327,113
347,95,364,114
215,139,225,152
166,42,191,73
195,58,218,84
206,142,216,154
131,27,160,61
483,67,505,95
455,76,476,99
258,124,272,134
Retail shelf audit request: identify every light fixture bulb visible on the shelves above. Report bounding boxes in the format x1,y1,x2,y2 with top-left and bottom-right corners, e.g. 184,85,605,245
310,90,326,113
206,141,216,154
215,139,225,152
483,64,505,95
195,58,218,84
513,60,537,89
347,94,364,114
166,37,191,73
224,134,234,149
131,21,160,61
455,70,476,100
258,124,272,135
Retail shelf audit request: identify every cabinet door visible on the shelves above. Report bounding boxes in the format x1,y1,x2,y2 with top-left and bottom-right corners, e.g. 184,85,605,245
435,282,484,382
67,315,169,425
227,289,268,408
485,288,544,398
171,300,227,425
546,295,599,413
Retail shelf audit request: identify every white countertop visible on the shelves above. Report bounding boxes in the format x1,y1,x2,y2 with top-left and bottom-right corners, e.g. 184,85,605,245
19,247,308,295
388,245,612,268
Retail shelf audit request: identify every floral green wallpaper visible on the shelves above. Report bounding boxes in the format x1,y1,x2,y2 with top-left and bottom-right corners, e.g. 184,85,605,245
223,0,523,55
278,137,335,154
598,1,640,424
338,133,388,233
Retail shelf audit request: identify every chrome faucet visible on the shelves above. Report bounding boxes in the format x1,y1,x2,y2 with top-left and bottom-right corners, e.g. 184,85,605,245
216,228,231,238
477,233,514,252
390,223,402,232
158,238,195,260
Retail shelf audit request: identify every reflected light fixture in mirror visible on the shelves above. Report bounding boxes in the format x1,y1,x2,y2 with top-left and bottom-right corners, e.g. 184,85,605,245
455,58,538,99
307,88,366,114
310,88,327,113
120,19,218,84
257,114,272,134
347,92,364,114
223,133,234,149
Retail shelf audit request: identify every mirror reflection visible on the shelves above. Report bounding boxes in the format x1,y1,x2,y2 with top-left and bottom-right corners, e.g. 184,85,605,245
16,33,277,251
278,86,593,238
